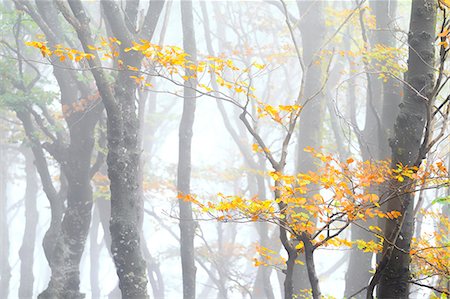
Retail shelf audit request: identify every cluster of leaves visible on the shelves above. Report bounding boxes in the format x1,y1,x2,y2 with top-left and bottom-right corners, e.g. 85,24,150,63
183,146,449,259
92,172,110,200
0,86,56,111
26,37,265,100
24,41,95,62
252,244,286,267
411,210,450,293
324,6,376,33
363,44,407,81
438,20,450,50
184,148,399,249
256,103,302,124
61,91,100,117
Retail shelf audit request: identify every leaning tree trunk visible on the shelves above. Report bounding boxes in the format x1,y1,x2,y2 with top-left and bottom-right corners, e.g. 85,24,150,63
18,146,39,298
178,1,198,298
15,109,64,298
376,0,436,298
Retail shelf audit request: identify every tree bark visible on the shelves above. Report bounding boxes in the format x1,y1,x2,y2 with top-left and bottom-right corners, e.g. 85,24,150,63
377,1,436,297
18,146,39,299
178,1,198,298
302,237,321,299
54,1,164,297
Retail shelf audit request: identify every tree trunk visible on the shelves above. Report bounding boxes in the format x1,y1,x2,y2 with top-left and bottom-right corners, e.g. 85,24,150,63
18,146,39,299
377,0,436,297
0,136,11,299
57,1,164,295
178,1,198,298
293,0,326,295
15,109,64,298
90,204,101,299
302,237,321,299
107,65,149,298
345,2,401,294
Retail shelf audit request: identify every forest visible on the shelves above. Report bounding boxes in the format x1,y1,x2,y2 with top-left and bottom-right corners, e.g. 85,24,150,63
0,0,449,298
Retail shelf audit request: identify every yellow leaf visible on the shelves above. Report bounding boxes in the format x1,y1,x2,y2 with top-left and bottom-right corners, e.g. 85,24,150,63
127,65,139,71
269,171,280,181
253,62,265,70
295,242,304,251
438,41,449,48
438,28,450,37
294,260,304,265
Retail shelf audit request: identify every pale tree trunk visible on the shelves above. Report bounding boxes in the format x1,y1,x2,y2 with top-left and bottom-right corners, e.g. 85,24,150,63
178,1,198,298
12,2,102,297
345,2,401,295
19,146,39,298
293,0,326,295
90,204,101,299
0,135,11,299
15,110,64,298
376,0,436,297
344,64,374,297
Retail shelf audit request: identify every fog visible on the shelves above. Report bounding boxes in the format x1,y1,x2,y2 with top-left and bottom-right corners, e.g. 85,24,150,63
0,1,449,299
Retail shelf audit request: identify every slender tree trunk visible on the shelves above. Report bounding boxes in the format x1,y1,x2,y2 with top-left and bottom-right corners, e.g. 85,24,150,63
345,2,401,294
18,146,39,299
90,204,101,299
345,56,378,295
302,237,321,299
15,110,64,298
0,137,11,299
142,239,165,299
293,0,326,295
97,191,121,299
178,1,198,298
377,1,436,297
251,172,275,299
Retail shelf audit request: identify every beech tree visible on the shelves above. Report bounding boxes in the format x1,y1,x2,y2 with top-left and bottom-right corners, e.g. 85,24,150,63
372,0,439,297
178,1,198,298
52,1,165,297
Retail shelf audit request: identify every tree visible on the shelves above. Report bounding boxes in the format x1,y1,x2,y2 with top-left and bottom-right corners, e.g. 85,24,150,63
4,3,106,297
52,1,165,297
18,145,39,298
178,1,198,298
368,0,442,297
